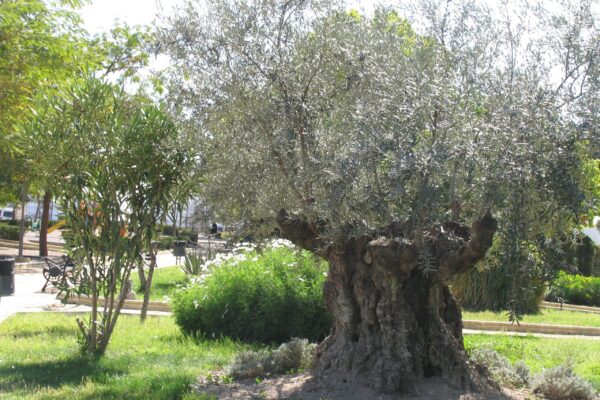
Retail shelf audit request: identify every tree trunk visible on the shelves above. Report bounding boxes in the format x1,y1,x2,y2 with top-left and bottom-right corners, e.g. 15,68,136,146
39,191,51,257
17,186,26,257
140,248,157,323
277,209,497,394
172,203,178,238
137,263,147,291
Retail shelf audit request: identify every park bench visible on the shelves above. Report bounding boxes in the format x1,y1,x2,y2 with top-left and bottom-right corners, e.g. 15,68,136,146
41,255,78,292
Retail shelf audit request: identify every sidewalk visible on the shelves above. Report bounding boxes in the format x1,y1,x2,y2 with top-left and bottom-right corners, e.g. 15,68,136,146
0,250,179,324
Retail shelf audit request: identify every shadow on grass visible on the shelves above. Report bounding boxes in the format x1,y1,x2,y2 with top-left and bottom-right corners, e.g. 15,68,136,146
0,356,124,391
2,325,77,340
0,356,196,399
74,374,196,400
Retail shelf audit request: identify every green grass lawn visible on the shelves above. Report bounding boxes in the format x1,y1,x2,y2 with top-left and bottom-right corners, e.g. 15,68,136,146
0,313,251,400
1,313,598,399
462,308,600,327
131,266,188,301
464,333,600,390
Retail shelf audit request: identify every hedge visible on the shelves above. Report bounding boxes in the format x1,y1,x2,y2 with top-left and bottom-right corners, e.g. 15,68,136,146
546,271,600,307
0,223,20,240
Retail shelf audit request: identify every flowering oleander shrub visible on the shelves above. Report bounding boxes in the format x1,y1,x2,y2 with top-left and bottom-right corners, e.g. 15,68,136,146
172,242,331,343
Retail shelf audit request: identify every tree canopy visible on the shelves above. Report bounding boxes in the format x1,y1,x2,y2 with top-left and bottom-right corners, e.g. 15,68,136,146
161,0,598,238
0,0,88,153
0,0,152,204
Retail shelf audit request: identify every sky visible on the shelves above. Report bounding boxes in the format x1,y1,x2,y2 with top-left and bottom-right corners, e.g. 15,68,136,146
78,0,376,34
78,0,182,35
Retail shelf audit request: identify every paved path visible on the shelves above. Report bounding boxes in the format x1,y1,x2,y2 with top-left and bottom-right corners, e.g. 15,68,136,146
0,251,179,324
0,271,64,323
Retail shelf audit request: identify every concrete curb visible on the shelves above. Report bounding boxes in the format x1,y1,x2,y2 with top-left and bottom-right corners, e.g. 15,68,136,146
463,320,600,337
57,294,172,312
541,301,600,314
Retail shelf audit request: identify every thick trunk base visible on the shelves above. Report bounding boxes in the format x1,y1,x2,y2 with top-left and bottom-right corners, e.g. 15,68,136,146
315,238,474,393
277,210,497,395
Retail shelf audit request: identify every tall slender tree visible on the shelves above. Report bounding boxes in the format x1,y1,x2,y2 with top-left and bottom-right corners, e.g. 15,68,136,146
24,76,192,355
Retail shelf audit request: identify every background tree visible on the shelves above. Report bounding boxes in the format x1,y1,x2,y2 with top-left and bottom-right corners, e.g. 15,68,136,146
160,0,598,394
24,76,191,355
0,0,89,153
0,0,88,254
0,0,152,256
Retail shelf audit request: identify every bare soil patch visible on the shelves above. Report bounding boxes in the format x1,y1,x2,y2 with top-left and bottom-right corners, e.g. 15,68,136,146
192,371,528,400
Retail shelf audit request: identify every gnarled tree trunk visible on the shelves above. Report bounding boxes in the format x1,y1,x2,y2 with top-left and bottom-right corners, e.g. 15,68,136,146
277,209,497,394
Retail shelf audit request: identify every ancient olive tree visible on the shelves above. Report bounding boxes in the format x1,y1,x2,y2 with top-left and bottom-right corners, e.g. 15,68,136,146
160,0,599,393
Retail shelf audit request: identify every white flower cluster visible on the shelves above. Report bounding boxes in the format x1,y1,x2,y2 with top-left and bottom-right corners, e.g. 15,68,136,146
269,238,295,249
180,238,300,289
200,239,296,271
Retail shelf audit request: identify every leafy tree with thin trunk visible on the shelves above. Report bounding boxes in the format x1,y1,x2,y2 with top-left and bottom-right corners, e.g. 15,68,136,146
160,0,599,393
24,76,191,355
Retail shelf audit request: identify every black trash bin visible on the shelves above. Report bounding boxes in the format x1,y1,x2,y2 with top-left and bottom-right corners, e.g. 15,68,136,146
0,256,15,296
173,241,187,257
173,241,187,265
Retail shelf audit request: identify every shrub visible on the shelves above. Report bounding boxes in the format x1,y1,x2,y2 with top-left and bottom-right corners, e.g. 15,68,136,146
171,244,331,343
4,219,32,229
532,364,596,400
227,338,316,378
181,249,215,276
546,271,600,307
0,223,19,240
469,349,530,388
155,236,174,251
451,237,546,314
563,233,597,277
157,225,198,242
161,224,175,236
179,228,199,243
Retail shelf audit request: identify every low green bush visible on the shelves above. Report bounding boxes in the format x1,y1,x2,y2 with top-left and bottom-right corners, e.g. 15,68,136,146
172,243,331,343
227,338,315,378
470,349,530,388
532,364,596,400
3,219,32,229
546,271,600,307
0,223,19,240
155,236,174,250
179,228,198,243
161,224,175,236
157,225,198,243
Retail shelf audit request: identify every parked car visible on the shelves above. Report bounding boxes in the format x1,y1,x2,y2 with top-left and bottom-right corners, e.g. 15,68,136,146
0,208,14,221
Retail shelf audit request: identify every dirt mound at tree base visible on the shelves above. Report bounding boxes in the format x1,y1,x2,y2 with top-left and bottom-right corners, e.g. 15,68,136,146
192,372,527,400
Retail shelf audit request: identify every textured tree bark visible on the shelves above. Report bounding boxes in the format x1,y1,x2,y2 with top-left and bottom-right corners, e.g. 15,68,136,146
277,209,497,394
39,191,51,257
